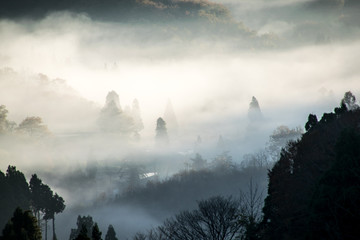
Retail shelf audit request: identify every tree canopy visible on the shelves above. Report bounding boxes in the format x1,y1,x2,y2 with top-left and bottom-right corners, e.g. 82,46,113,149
1,208,41,240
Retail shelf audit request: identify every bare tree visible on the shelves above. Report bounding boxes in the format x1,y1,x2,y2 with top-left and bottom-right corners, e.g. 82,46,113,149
238,179,264,240
156,196,242,240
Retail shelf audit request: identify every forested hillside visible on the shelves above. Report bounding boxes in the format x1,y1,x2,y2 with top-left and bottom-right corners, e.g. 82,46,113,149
261,92,360,239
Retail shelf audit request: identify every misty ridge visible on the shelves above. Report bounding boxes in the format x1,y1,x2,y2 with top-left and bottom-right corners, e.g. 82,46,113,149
0,0,360,240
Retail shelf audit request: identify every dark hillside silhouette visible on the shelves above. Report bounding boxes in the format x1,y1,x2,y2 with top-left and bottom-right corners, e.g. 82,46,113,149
261,91,360,240
0,167,65,239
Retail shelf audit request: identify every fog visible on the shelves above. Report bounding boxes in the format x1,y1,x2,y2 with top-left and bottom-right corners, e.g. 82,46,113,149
0,0,360,239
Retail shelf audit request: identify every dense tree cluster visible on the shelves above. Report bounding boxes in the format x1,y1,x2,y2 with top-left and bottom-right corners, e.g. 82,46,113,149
69,215,118,240
98,91,144,139
116,154,267,219
0,166,31,229
0,166,65,240
0,208,41,240
261,91,360,239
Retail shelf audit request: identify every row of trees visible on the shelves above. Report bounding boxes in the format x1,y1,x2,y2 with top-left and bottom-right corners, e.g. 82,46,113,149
30,174,65,240
69,215,118,240
0,166,65,240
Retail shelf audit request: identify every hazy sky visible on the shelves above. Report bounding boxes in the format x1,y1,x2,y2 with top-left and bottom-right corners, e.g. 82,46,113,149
1,13,359,130
0,0,359,157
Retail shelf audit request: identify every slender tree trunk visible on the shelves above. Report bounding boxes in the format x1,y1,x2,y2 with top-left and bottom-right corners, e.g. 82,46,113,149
45,219,48,240
52,215,56,240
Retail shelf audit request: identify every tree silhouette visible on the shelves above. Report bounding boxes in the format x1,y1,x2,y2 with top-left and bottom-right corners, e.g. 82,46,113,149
29,174,46,227
155,117,169,145
157,196,242,240
0,105,9,133
69,216,94,240
91,223,102,240
0,105,16,133
16,116,49,137
0,166,30,229
189,153,207,171
105,225,118,240
98,91,135,134
45,193,65,240
74,225,90,240
341,91,359,111
238,179,264,240
248,96,263,121
1,207,41,240
41,184,53,240
305,114,318,131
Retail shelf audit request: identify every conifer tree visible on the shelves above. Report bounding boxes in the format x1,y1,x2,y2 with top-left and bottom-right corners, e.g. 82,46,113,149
91,223,102,240
1,208,42,240
155,117,169,145
105,225,118,240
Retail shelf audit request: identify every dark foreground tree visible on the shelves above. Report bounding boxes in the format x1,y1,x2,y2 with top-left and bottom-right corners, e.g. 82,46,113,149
105,225,118,240
308,128,360,239
0,166,30,229
92,223,102,240
74,225,90,240
1,207,41,240
69,216,94,240
305,114,318,131
29,174,44,227
46,193,65,240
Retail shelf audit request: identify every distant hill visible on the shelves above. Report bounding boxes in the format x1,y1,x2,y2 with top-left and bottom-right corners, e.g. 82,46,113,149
0,0,231,23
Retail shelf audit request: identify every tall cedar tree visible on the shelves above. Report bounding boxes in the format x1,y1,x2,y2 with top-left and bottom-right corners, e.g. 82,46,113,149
46,193,65,240
155,117,169,145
